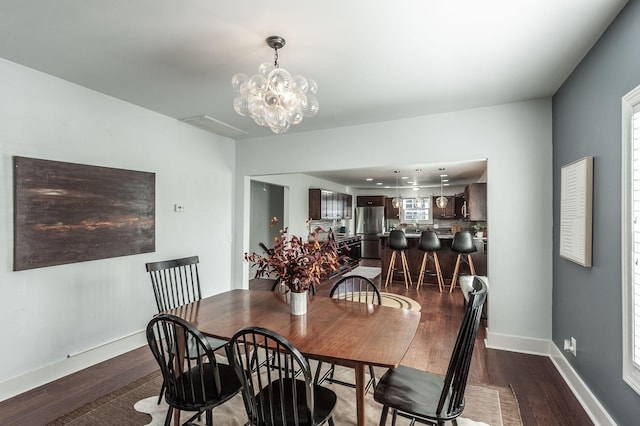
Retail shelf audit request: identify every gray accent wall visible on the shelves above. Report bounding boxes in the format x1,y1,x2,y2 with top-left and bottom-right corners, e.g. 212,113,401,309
249,180,284,275
553,2,640,424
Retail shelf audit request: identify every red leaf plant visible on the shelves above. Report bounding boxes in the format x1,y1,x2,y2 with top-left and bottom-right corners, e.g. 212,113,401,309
244,217,345,293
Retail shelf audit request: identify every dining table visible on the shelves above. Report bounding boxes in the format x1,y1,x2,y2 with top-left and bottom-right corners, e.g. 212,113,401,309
167,288,421,426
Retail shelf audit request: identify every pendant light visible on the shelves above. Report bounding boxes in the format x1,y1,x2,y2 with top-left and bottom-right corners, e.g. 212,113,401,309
436,169,449,209
413,168,424,208
391,170,402,209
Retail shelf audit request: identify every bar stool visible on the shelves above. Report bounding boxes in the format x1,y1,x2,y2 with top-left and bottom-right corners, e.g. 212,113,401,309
416,230,445,292
384,230,412,289
450,231,477,293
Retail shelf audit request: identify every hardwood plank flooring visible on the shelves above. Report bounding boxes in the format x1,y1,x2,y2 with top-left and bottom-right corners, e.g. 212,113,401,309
0,259,592,425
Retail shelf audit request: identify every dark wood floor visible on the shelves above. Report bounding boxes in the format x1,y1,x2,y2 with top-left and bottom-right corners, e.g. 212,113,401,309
0,259,592,425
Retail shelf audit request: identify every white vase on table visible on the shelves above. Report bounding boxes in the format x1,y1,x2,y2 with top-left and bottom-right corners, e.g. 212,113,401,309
289,290,308,315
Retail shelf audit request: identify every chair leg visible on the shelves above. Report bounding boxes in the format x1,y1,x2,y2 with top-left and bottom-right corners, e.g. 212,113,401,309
433,252,444,292
400,251,412,288
384,251,397,287
157,382,165,404
379,405,389,426
451,253,476,293
417,252,427,288
314,360,324,384
163,406,173,426
468,254,476,275
366,364,377,393
450,254,462,292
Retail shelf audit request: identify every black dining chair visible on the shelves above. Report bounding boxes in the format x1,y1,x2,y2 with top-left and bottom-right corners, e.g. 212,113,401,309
374,276,488,426
146,314,242,426
228,326,337,425
146,255,228,403
315,274,381,393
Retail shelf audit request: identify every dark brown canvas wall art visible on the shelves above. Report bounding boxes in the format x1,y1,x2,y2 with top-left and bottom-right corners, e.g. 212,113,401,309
13,156,155,271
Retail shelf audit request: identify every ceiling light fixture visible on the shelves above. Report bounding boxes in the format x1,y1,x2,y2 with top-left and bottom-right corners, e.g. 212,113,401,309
392,170,402,209
436,168,449,209
231,35,319,134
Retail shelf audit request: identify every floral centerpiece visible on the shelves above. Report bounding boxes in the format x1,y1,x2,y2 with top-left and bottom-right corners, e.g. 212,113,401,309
244,217,344,293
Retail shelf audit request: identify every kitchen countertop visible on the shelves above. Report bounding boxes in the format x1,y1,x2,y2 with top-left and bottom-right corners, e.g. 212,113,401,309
379,232,487,240
312,234,359,242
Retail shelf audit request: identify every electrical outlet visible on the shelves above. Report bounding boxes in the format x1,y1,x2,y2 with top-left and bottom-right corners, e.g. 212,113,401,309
563,337,577,356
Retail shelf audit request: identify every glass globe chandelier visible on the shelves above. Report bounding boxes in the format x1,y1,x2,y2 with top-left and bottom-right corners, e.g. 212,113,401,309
436,170,449,209
231,36,319,134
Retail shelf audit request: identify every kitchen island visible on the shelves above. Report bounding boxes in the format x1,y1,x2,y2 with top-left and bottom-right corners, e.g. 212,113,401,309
379,232,487,289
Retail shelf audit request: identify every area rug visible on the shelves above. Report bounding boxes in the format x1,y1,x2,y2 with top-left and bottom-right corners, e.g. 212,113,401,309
331,291,421,312
49,365,522,426
342,265,381,280
379,292,421,311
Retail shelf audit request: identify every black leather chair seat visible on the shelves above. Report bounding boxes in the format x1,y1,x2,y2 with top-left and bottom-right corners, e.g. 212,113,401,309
374,365,462,423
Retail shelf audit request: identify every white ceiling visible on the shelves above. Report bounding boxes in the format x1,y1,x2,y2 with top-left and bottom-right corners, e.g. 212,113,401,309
0,0,627,187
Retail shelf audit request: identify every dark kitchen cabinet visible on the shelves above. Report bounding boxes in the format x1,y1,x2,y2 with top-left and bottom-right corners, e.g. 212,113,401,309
356,195,385,207
384,197,400,219
432,195,456,219
454,194,466,219
465,183,487,221
309,189,352,220
343,193,353,219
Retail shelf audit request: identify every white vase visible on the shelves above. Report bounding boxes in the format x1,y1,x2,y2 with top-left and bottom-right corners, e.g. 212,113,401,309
289,290,308,316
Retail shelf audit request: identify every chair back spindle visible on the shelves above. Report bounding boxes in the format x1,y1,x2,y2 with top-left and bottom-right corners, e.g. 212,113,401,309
330,275,381,305
229,326,337,425
146,256,202,311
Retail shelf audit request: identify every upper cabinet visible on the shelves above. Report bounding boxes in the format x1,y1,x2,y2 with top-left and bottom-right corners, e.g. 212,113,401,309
465,183,487,221
356,195,385,207
309,189,352,220
384,197,400,219
432,196,457,219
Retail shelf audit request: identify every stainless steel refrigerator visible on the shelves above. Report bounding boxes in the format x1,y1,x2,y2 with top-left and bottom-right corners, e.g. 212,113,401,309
355,206,385,258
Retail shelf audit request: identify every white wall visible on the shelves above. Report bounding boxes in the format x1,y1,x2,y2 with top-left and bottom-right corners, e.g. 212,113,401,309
246,174,351,239
0,58,235,399
235,99,553,347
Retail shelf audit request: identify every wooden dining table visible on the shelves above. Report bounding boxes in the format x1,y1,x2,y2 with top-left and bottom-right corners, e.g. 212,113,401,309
167,288,420,426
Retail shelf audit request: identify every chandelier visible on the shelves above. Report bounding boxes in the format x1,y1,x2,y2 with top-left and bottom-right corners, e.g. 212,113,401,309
436,169,449,209
231,36,319,134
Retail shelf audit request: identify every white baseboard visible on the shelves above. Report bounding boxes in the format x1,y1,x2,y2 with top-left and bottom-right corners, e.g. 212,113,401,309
485,329,616,426
549,344,617,426
485,329,551,355
0,330,147,402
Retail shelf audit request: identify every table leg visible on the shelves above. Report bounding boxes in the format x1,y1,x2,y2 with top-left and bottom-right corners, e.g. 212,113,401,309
354,363,366,426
